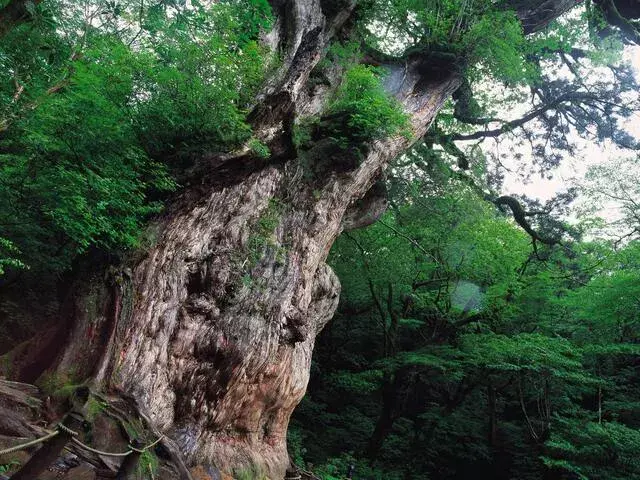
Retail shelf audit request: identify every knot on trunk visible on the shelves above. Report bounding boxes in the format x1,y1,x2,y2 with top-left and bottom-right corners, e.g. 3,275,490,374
342,180,388,231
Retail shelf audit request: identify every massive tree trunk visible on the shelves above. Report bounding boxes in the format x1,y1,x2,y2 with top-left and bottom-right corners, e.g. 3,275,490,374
4,0,588,478
17,2,459,477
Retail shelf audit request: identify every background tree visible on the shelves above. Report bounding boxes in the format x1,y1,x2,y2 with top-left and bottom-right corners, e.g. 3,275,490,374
292,158,640,480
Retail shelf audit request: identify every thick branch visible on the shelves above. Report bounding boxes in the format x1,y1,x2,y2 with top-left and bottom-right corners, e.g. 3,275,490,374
510,0,583,34
494,195,559,245
451,92,618,141
595,0,640,44
425,127,472,169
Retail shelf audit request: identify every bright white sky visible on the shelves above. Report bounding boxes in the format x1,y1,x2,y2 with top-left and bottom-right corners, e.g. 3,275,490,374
500,45,640,203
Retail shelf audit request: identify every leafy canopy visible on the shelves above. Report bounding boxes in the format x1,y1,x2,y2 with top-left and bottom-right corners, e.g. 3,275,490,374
0,0,273,274
327,64,411,143
360,0,536,83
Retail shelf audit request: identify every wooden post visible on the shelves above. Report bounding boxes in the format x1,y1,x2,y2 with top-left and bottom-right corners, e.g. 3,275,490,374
115,439,143,480
10,412,84,480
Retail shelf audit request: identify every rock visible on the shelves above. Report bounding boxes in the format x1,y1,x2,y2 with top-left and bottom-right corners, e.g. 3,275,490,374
52,452,81,470
36,462,95,479
0,406,32,437
0,379,42,437
36,467,66,479
64,464,96,479
84,413,129,472
0,441,30,471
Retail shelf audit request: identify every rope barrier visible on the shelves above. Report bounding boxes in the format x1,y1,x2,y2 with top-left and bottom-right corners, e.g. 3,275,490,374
0,430,59,457
70,438,132,457
0,419,163,459
128,435,164,454
71,434,165,457
56,423,79,437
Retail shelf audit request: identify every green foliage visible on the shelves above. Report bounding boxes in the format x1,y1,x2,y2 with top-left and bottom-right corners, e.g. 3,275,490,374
287,426,307,468
0,0,273,275
0,237,25,275
36,369,80,397
293,149,640,480
293,64,410,180
317,41,363,71
248,137,271,158
327,370,384,395
543,418,640,480
462,10,536,83
138,449,160,479
0,461,20,474
123,418,146,442
579,155,640,241
360,0,536,84
232,466,268,480
245,198,286,270
292,117,318,150
315,453,402,480
326,65,411,144
135,1,273,158
86,395,107,422
0,39,175,269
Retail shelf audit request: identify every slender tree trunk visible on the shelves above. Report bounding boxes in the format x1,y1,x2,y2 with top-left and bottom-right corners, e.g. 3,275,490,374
598,385,603,424
367,372,399,460
488,385,497,448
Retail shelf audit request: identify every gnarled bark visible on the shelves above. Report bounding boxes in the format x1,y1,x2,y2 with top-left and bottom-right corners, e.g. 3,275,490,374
38,2,460,477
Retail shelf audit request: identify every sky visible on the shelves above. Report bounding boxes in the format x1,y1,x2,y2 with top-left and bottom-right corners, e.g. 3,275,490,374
500,45,640,203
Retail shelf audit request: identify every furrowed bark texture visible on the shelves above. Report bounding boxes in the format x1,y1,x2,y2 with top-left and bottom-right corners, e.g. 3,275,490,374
17,0,577,477
50,9,458,479
508,0,582,33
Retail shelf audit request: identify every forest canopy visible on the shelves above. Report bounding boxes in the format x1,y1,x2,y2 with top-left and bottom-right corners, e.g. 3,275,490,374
0,0,273,275
292,162,640,480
